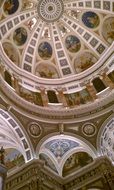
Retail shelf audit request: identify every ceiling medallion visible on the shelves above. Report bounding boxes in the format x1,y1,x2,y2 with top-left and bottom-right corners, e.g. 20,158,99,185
28,122,42,138
82,123,96,137
37,0,64,23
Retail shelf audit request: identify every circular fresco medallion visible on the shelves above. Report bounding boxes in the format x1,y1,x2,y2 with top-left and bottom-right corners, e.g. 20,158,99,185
2,41,20,66
82,11,100,29
3,0,19,15
65,35,81,53
13,27,28,46
82,123,96,136
37,0,64,22
28,123,42,137
38,42,52,60
35,63,59,79
74,51,97,74
102,17,114,44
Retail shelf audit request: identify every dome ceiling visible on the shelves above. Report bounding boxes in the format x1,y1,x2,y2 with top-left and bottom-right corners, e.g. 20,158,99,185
0,0,114,80
0,0,114,178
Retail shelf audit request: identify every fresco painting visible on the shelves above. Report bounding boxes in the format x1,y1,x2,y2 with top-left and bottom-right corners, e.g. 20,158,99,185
74,52,97,73
65,92,82,106
35,64,59,79
63,152,93,176
13,27,28,46
38,42,52,60
80,89,92,103
3,42,20,66
5,149,25,171
39,153,58,173
65,35,81,53
3,0,19,15
102,17,114,44
20,86,43,106
82,11,100,28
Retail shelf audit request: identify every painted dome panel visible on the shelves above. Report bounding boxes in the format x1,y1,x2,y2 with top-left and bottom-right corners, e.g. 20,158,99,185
2,42,20,66
35,63,59,79
44,139,79,158
5,148,25,171
39,153,58,174
74,52,97,74
102,17,114,44
3,0,19,15
38,42,53,60
65,35,81,53
13,27,28,46
62,152,93,177
0,0,113,79
82,11,100,29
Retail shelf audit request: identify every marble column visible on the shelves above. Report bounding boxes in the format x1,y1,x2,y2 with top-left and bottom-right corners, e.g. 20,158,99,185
57,89,68,107
101,73,114,89
86,83,97,100
40,88,49,107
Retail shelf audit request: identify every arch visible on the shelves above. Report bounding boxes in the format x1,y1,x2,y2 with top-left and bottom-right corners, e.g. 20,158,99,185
37,133,97,176
39,151,59,173
35,62,59,79
97,113,114,163
4,70,12,87
62,151,93,177
47,90,59,103
36,133,97,156
0,108,33,162
60,147,94,177
108,71,114,83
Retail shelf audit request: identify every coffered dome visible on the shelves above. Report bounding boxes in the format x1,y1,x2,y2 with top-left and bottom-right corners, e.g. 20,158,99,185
0,0,114,79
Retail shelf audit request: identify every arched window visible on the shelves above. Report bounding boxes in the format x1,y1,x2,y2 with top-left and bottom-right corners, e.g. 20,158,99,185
108,71,114,83
92,77,106,93
47,90,59,103
4,70,12,87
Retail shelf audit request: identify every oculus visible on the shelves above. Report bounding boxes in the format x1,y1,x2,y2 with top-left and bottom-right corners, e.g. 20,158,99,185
37,0,64,22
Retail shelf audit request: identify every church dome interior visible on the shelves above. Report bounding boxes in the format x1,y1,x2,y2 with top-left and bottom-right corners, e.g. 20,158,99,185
0,0,114,189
